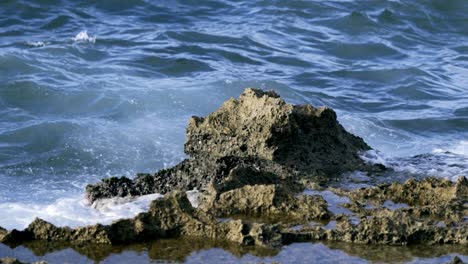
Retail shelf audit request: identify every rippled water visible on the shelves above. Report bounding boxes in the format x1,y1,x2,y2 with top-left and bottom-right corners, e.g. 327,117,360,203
0,0,467,245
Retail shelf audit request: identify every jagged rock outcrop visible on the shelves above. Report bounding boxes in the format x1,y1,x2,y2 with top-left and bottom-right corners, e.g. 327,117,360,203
86,156,295,203
284,176,468,245
3,88,465,254
0,191,290,248
0,258,46,264
185,88,370,174
200,184,329,221
86,88,374,202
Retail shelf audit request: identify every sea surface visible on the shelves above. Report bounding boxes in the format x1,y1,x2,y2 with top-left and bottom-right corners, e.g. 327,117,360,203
0,0,467,263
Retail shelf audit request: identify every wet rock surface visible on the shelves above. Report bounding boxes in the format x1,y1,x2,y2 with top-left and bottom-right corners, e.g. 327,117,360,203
1,88,467,259
86,88,375,202
200,184,330,221
448,256,466,264
184,88,371,174
0,258,46,264
284,176,468,245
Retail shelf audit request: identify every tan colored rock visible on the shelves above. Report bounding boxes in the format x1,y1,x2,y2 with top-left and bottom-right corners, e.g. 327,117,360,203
87,88,375,203
283,176,468,246
220,220,282,247
344,177,465,206
0,258,47,264
201,184,329,221
185,88,371,176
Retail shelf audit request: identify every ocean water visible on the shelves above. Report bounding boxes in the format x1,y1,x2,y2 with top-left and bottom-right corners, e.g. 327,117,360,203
0,0,467,254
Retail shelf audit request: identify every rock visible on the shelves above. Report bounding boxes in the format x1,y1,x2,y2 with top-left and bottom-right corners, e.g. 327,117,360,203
185,88,371,174
0,258,26,264
447,256,466,264
86,156,295,203
86,88,374,203
0,191,282,248
1,218,111,245
0,258,46,264
283,176,468,246
339,176,468,223
344,176,465,206
219,220,282,247
7,89,466,251
201,184,329,221
0,226,6,241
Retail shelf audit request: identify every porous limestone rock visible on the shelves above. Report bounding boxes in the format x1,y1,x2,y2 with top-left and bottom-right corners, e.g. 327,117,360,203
86,88,374,203
200,184,329,221
185,88,371,174
0,258,46,264
0,191,286,248
283,176,468,246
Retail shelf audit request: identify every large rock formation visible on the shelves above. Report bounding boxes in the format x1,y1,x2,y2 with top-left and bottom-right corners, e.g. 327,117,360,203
3,88,465,254
2,176,466,248
185,88,370,173
1,188,328,248
86,88,374,202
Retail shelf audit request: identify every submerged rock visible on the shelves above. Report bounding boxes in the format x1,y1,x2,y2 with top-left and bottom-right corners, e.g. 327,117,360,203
86,88,374,202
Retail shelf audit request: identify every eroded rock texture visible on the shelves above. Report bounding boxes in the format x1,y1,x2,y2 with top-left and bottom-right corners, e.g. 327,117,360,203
2,88,465,251
86,88,373,202
284,176,468,245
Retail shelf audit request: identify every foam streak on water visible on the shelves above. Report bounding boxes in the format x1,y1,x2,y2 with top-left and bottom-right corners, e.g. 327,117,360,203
0,193,163,230
0,0,467,230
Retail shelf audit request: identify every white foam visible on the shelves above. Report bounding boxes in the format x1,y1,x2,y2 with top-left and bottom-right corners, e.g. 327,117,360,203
0,193,163,230
360,145,467,182
72,31,96,43
359,149,389,167
0,188,205,230
26,41,46,47
186,189,201,208
433,140,468,157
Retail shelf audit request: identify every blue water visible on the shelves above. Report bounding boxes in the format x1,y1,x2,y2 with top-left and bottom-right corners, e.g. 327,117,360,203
0,0,467,231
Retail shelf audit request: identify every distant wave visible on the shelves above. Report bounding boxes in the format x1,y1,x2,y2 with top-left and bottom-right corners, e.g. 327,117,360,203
72,31,96,43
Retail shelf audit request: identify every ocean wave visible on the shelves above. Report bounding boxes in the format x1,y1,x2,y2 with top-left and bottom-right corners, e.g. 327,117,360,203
0,189,203,230
433,140,468,157
361,147,467,182
72,31,96,43
26,41,46,47
0,0,467,235
0,193,162,230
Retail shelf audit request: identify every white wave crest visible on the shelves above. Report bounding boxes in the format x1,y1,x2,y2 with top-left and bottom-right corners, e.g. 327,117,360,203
433,140,468,157
0,188,205,231
360,143,468,182
0,193,162,230
72,31,96,43
26,41,47,47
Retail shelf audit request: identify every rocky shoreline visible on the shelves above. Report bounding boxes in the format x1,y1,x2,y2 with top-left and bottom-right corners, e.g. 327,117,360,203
1,88,466,261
